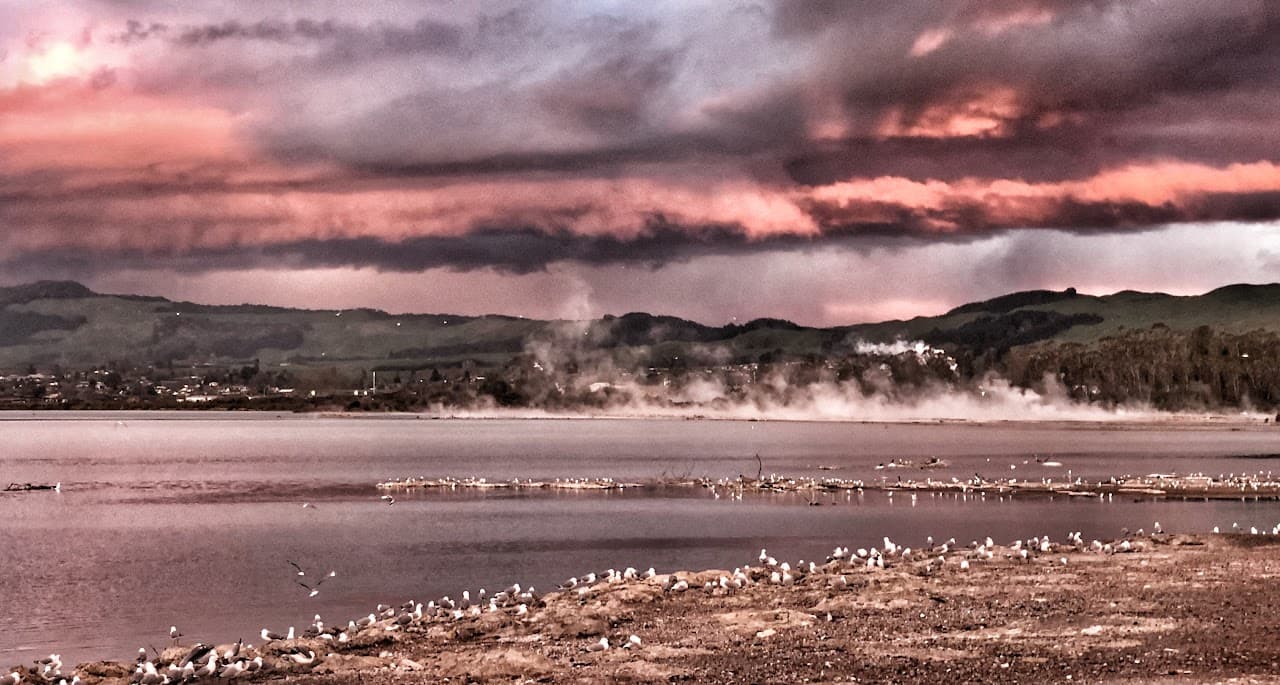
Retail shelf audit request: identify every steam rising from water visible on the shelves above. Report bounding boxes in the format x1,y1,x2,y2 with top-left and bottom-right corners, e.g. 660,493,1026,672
442,329,1190,422
443,374,1167,422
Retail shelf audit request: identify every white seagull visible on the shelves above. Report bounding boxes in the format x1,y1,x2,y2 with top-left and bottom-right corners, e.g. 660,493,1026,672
192,653,218,679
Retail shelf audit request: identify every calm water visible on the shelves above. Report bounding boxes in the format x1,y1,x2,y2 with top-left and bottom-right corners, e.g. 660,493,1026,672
2,413,1279,665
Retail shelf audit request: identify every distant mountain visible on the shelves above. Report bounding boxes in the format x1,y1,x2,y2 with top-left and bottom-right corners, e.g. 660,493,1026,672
5,280,1280,410
845,283,1280,347
1,279,1279,372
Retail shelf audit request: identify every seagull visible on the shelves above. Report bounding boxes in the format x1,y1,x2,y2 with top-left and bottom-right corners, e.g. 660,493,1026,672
296,572,336,597
169,625,183,645
381,495,396,505
286,649,317,666
178,643,213,667
261,628,287,642
192,653,218,679
288,561,336,596
0,672,18,685
302,502,316,509
586,637,609,652
219,661,247,679
137,663,163,685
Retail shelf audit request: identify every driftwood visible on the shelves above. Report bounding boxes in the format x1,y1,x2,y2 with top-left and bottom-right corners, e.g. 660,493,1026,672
4,482,59,492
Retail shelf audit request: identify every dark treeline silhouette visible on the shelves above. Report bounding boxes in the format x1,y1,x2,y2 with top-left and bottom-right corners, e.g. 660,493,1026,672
1006,325,1280,410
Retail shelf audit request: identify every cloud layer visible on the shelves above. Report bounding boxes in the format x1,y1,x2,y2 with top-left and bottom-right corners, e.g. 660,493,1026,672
0,1,1277,320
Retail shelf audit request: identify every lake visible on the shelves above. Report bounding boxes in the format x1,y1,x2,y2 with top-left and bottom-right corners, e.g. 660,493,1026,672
2,413,1279,665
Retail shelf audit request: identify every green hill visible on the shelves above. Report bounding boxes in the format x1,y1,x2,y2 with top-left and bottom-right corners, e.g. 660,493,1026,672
3,280,1280,373
841,284,1280,346
5,280,1280,410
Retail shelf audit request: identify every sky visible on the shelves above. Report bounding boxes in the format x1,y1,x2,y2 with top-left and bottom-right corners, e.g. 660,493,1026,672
1,0,1278,325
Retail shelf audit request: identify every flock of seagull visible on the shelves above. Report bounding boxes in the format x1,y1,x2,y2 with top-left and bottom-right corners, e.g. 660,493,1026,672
132,522,1272,684
111,581,545,684
10,478,1280,684
0,655,68,685
130,641,273,684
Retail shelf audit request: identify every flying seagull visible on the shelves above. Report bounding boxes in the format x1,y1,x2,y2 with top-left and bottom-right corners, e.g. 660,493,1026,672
295,570,337,597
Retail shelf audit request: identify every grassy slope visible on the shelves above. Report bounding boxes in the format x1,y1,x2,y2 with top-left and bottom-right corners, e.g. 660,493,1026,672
2,282,1280,369
843,285,1280,345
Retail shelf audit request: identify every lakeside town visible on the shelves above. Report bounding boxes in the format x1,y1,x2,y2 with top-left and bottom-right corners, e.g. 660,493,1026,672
0,344,963,412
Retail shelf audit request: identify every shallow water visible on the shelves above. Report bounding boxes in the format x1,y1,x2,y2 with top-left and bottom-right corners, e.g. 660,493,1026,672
2,414,1279,665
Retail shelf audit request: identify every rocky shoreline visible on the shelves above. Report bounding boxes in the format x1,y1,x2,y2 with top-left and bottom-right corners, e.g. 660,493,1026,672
14,533,1280,684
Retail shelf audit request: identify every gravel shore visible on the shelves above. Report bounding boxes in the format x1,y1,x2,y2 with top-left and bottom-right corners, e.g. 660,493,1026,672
22,533,1280,684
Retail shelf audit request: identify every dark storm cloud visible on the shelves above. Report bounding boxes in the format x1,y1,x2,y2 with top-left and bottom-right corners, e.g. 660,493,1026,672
0,228,670,276
800,194,1280,238
259,225,759,273
106,15,464,73
0,224,909,277
787,118,1280,186
172,19,340,45
770,1,1280,183
227,0,1280,188
9,195,1273,278
109,19,167,44
534,43,681,134
4,0,1280,280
